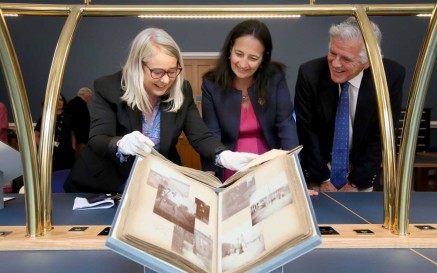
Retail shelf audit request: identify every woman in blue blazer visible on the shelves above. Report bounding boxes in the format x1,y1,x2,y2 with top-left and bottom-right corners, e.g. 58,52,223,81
201,20,299,180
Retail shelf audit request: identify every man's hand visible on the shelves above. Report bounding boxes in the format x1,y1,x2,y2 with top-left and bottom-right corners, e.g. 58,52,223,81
338,182,358,192
320,180,338,192
307,189,319,196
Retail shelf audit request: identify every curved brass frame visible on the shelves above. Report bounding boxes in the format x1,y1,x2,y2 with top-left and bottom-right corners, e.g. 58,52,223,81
394,4,437,235
355,7,398,231
0,3,435,237
39,6,83,233
0,8,42,237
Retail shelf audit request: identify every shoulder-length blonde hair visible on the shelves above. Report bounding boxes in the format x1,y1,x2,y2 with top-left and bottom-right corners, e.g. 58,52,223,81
121,27,185,113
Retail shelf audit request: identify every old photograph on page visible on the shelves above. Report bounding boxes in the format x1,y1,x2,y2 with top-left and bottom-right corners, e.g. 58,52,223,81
118,157,219,273
220,154,310,272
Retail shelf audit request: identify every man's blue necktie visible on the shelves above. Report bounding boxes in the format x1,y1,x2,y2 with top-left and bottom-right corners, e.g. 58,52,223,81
330,81,350,189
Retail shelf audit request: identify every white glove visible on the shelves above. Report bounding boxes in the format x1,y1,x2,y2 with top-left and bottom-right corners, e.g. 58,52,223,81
218,150,259,171
117,131,154,156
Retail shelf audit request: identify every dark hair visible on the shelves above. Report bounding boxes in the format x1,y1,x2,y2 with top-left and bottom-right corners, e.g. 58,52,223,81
204,19,285,108
41,93,67,109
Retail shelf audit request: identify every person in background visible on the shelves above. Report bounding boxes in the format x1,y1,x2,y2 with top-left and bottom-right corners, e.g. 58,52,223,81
64,27,258,193
201,19,299,181
34,94,76,171
0,101,8,144
294,17,405,192
0,101,12,192
66,87,93,158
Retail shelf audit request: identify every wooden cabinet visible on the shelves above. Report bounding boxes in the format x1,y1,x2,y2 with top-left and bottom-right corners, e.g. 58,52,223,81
175,59,217,170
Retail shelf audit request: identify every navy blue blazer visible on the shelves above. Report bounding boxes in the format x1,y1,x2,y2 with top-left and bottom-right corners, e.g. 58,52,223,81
65,71,226,193
294,57,405,188
201,71,299,172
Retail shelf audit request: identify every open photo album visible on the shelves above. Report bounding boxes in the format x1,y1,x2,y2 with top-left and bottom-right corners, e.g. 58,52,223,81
106,147,321,273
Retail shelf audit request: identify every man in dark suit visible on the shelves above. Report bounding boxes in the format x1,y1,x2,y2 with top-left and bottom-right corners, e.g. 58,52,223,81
66,87,92,158
294,17,405,192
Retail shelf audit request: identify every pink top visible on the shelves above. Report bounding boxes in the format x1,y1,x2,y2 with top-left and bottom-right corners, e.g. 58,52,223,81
224,99,269,180
0,102,8,144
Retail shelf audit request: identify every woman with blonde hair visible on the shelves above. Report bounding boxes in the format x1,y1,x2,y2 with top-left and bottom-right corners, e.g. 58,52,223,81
65,27,257,193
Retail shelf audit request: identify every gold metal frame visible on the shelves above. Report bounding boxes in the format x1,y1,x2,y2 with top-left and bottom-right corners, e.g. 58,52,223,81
0,7,41,237
394,4,437,235
0,3,435,237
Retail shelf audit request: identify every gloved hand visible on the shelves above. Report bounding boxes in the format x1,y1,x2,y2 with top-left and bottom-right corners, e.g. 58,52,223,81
218,150,259,171
117,131,155,156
